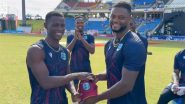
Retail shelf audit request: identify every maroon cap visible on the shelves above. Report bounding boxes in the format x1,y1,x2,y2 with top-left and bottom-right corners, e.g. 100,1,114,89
78,80,98,101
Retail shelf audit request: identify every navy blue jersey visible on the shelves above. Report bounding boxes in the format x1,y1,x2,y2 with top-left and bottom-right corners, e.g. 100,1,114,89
67,34,94,73
104,31,147,104
174,49,185,84
27,40,69,104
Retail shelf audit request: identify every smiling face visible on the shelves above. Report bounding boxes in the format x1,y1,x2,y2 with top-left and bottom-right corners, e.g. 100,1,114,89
110,7,131,34
45,16,65,41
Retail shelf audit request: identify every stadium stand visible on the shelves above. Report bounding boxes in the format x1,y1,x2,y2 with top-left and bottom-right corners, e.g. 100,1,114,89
55,0,181,37
64,17,111,34
137,19,161,35
65,17,75,31
165,0,185,8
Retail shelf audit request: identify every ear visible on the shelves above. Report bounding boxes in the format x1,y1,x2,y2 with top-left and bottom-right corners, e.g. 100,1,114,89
128,16,131,21
127,17,131,25
44,22,47,29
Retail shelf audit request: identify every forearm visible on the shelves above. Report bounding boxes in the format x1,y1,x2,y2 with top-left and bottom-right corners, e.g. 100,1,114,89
81,39,95,54
173,72,179,84
40,73,78,90
66,81,77,94
96,81,131,102
67,39,77,52
97,73,107,81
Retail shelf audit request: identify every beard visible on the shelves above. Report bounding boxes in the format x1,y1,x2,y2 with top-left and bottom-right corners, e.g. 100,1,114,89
110,22,127,33
112,25,127,33
111,25,127,33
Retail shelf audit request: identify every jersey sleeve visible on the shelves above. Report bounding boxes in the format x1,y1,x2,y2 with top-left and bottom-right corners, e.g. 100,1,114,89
174,53,180,70
104,40,111,56
122,41,146,71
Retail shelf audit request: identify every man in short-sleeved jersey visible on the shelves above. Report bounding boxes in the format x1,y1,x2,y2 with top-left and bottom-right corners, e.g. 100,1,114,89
26,11,93,104
129,18,148,50
158,49,185,104
66,16,95,89
82,2,147,104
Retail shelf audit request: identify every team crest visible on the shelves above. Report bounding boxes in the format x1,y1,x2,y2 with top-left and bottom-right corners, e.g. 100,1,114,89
83,36,87,40
116,44,123,51
61,52,66,60
48,52,52,58
83,82,90,91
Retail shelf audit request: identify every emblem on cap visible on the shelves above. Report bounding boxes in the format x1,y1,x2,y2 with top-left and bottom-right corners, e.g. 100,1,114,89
83,82,90,91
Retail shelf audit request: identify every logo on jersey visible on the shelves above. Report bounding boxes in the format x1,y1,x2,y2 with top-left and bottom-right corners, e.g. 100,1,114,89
116,44,123,51
83,36,88,40
48,52,52,58
83,82,90,91
61,52,66,60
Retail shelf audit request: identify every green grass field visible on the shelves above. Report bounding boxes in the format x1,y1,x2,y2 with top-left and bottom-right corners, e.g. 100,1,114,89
0,34,185,104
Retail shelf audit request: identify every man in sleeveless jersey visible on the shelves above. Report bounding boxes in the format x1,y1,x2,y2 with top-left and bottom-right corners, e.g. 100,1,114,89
158,49,185,104
26,11,93,104
66,16,95,90
82,2,147,104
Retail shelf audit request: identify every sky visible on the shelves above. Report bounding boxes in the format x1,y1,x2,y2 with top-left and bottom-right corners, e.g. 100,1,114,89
0,0,111,19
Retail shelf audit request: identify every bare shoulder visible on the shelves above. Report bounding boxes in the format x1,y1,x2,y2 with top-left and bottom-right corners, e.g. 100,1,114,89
26,45,44,66
27,45,44,56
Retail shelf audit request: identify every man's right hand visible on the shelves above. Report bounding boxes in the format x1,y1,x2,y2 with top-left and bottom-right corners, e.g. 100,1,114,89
171,83,179,94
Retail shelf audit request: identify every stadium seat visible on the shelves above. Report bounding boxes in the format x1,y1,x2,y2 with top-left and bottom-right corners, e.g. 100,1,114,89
134,0,155,5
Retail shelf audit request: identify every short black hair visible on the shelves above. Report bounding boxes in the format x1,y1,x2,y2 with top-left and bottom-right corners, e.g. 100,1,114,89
75,15,85,23
75,15,84,20
113,1,131,14
45,11,64,23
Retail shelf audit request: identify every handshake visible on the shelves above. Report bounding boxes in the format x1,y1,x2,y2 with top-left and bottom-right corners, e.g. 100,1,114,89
171,84,185,96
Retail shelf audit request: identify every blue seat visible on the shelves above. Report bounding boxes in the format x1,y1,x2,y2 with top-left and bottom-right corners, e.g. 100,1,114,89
134,0,155,5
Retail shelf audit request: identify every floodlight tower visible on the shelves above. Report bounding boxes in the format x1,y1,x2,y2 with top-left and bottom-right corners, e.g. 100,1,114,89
22,0,26,26
0,0,8,15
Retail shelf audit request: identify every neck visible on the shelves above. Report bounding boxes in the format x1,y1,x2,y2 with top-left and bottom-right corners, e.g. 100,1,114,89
114,28,129,40
45,37,60,49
